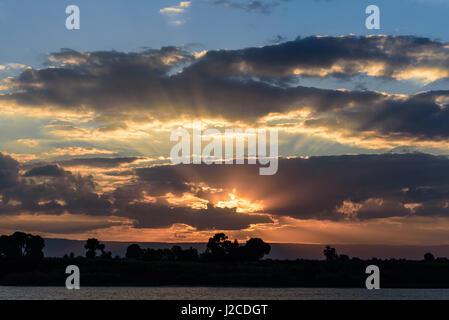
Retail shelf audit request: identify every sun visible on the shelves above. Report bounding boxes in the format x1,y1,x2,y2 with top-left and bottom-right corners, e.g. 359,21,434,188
216,188,264,213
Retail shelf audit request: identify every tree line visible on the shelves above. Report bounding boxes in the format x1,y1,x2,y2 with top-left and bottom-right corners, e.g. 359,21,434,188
125,233,271,262
0,231,271,262
0,231,446,262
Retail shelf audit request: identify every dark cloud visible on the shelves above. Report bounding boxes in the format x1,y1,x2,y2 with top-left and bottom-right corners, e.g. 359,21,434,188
0,153,112,216
269,35,288,44
184,35,449,80
9,50,447,141
3,36,449,143
4,152,449,230
24,165,65,177
111,170,274,230
0,153,19,190
0,219,126,235
0,153,272,231
4,56,312,121
131,154,449,221
303,91,449,141
117,202,272,230
47,47,193,73
208,0,284,14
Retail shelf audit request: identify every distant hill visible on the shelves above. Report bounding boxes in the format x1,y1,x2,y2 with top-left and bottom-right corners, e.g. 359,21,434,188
43,238,449,260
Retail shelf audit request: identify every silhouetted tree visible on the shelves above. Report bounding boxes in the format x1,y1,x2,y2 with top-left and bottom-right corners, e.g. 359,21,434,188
143,248,160,261
203,233,238,261
171,246,199,261
227,239,241,261
11,232,27,256
0,234,18,258
136,246,199,261
25,234,45,259
324,245,338,261
0,232,44,259
242,238,271,261
182,247,199,261
202,234,270,261
171,245,183,260
339,254,350,262
424,252,435,262
162,248,174,260
101,250,112,259
142,248,174,261
85,238,106,258
126,244,144,259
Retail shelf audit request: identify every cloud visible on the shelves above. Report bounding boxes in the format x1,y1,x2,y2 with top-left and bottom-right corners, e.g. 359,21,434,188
0,63,27,72
160,7,184,13
16,139,39,147
208,0,284,14
0,213,128,234
4,34,449,240
43,147,118,158
24,164,65,177
130,153,449,222
3,36,449,148
44,123,89,137
301,90,449,143
0,153,19,190
0,153,272,231
56,157,141,168
117,202,272,230
186,35,449,82
159,1,192,25
5,151,449,235
0,153,113,216
160,1,191,14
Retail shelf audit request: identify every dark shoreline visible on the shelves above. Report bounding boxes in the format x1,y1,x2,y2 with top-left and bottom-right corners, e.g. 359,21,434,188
2,257,449,288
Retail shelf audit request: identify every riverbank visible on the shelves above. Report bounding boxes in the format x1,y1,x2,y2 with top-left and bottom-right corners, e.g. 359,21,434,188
1,258,449,288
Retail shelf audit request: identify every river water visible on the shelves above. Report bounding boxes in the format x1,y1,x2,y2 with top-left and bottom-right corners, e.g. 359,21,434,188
1,286,449,300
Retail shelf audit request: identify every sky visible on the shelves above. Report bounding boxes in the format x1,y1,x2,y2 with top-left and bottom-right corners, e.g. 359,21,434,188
2,0,449,246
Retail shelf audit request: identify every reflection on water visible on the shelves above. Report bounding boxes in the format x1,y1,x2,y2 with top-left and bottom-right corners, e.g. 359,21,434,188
1,286,449,300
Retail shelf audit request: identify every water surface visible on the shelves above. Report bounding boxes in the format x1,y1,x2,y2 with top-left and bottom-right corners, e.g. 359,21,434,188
1,286,449,300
